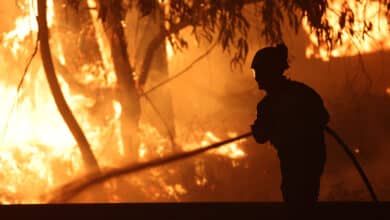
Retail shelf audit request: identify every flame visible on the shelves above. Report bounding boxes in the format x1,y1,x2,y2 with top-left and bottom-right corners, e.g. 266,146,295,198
165,39,174,60
386,87,390,96
0,0,111,203
0,0,247,203
2,0,55,57
0,72,84,203
303,0,390,61
182,131,246,160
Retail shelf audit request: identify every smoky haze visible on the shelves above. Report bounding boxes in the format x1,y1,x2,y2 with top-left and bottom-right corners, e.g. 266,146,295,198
0,1,389,203
160,13,390,201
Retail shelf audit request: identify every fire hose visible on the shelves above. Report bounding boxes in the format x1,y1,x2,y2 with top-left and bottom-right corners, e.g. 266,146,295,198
48,126,378,203
324,126,378,202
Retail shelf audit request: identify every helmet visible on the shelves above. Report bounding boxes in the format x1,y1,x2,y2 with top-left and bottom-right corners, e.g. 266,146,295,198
251,43,289,77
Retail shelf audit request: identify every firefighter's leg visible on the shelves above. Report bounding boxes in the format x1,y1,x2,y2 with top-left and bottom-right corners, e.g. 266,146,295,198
280,163,322,203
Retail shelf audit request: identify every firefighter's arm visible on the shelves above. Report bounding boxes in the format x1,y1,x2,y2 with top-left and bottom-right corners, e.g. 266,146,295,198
251,101,270,144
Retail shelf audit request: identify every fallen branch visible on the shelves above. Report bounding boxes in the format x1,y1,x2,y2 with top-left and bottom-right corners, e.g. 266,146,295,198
45,132,252,203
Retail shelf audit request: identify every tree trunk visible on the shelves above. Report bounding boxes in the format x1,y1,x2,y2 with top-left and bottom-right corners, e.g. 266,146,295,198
127,8,178,152
98,0,141,163
37,0,100,172
52,0,123,163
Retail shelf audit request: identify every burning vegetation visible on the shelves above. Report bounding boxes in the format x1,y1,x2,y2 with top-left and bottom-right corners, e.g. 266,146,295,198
303,0,390,61
0,0,389,203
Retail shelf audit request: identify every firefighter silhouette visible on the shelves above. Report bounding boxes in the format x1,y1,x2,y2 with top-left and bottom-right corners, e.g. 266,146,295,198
251,44,329,203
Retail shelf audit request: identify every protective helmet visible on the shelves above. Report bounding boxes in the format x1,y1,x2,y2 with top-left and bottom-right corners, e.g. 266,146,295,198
251,43,289,76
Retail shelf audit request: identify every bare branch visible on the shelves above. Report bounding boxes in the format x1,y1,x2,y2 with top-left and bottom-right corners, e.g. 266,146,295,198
144,40,218,95
139,21,190,86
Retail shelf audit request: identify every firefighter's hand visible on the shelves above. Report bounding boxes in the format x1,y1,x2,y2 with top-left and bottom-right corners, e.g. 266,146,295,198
251,123,269,144
250,124,256,134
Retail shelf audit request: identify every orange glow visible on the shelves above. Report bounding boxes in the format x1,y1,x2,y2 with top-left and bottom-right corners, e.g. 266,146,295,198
87,0,115,76
303,0,390,61
0,0,246,204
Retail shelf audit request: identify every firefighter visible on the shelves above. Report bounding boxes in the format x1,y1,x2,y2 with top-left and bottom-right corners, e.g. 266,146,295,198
251,43,329,204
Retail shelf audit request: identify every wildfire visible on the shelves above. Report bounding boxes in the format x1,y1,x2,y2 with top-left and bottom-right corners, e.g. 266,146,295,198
203,131,246,159
0,0,247,203
303,0,390,61
2,0,55,56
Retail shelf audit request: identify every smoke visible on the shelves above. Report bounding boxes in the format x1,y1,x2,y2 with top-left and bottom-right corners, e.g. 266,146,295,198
1,1,389,202
0,1,19,33
157,10,390,201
